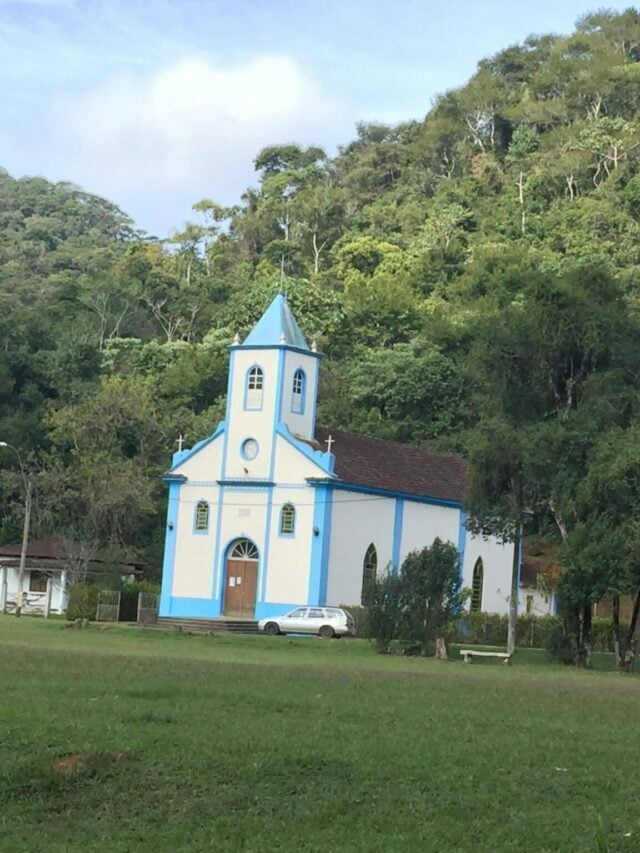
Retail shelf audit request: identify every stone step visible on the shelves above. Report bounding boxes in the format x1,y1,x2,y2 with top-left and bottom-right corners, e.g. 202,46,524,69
157,616,259,634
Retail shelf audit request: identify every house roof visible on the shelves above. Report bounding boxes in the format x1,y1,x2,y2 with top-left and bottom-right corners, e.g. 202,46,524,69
242,293,310,350
314,428,467,503
520,538,561,589
0,536,143,568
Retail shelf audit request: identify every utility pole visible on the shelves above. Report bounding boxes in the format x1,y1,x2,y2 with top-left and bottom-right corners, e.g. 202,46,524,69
16,477,32,618
0,442,31,617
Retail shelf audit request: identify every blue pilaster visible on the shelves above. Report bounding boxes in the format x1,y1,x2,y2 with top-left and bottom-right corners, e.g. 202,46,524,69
159,482,180,616
391,498,404,572
457,509,468,581
308,484,333,604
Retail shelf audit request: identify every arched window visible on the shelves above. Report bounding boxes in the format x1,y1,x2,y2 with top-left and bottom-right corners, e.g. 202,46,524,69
195,501,209,532
291,368,306,414
230,539,259,560
471,558,484,613
245,366,264,410
361,543,378,603
280,504,296,535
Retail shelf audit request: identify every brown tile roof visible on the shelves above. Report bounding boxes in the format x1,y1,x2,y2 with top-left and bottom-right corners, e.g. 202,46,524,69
520,538,562,589
0,536,143,568
315,428,467,503
0,536,81,560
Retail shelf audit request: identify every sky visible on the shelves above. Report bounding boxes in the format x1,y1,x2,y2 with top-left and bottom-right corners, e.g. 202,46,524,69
0,0,636,237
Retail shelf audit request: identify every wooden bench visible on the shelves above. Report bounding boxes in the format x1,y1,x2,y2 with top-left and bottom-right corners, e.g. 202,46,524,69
460,649,512,665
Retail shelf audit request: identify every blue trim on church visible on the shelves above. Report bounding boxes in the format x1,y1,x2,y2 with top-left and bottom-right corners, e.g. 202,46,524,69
158,482,181,617
308,483,333,604
255,602,301,620
307,478,462,509
391,499,404,571
278,425,335,474
167,422,225,474
457,509,468,582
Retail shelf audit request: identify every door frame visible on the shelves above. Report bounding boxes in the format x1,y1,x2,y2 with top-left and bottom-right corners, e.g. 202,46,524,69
222,537,260,618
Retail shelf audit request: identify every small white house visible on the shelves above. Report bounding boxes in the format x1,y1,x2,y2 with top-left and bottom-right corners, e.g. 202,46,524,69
0,536,142,617
0,537,73,616
159,294,520,623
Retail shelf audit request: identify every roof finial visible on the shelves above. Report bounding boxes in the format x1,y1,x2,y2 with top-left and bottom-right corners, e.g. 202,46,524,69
311,339,318,352
232,332,240,345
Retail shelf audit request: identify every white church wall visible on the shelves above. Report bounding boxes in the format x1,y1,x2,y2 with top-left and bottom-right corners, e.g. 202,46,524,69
521,585,554,617
278,352,320,440
170,431,224,480
225,348,280,481
399,501,460,562
325,490,395,606
264,486,315,605
214,489,270,602
273,433,330,482
462,533,513,615
171,483,219,599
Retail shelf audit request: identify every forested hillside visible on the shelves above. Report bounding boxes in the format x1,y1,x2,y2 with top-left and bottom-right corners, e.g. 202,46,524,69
3,10,640,647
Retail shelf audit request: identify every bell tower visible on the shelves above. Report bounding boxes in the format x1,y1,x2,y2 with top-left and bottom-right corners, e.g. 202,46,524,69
222,294,322,481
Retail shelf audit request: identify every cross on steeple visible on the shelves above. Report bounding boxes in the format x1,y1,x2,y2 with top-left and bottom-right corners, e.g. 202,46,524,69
325,435,335,454
176,434,185,452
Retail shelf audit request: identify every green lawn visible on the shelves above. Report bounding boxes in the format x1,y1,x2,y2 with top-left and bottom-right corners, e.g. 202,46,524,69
1,617,639,852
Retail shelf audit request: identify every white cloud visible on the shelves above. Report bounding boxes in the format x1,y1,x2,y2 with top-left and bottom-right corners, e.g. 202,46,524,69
44,54,348,233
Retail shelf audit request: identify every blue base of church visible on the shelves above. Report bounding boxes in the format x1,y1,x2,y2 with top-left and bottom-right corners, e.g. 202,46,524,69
160,597,223,619
254,602,300,619
160,597,301,621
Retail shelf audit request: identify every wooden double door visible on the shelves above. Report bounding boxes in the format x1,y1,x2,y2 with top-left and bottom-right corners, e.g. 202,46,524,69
223,558,258,618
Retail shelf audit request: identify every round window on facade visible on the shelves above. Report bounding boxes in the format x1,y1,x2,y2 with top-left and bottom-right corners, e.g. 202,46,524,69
241,438,259,461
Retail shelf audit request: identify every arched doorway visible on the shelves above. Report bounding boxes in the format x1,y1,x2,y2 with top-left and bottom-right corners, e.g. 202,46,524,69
223,539,259,618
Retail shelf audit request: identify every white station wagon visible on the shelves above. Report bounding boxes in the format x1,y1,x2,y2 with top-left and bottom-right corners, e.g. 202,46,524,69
258,606,355,639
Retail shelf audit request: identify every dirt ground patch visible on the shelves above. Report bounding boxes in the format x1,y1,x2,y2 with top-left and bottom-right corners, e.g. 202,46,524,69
52,752,132,775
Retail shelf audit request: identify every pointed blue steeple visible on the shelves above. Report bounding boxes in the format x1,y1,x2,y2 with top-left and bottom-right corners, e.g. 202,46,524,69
242,294,309,350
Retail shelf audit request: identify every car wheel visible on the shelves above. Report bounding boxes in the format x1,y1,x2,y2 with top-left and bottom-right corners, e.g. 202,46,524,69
264,622,280,635
319,625,335,639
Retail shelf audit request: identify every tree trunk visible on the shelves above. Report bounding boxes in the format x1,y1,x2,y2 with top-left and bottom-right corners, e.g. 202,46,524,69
621,588,640,673
507,525,521,655
517,171,526,235
612,595,622,668
435,636,448,660
576,604,592,668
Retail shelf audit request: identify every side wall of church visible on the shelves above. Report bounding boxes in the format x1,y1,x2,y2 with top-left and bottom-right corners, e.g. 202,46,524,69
325,491,396,606
325,491,514,616
399,501,460,558
461,532,514,615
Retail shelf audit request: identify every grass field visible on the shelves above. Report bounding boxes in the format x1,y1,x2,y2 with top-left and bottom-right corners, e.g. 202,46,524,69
1,617,639,852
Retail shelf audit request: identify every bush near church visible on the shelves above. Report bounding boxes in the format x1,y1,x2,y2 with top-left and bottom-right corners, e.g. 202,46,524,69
348,603,627,655
66,580,160,621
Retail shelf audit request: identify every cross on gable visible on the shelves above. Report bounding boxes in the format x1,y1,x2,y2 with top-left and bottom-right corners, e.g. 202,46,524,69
325,435,335,454
176,434,185,452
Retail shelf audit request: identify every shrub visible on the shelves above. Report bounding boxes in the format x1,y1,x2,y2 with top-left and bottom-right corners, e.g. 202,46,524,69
340,605,367,637
66,584,98,621
400,539,466,656
363,571,404,653
546,621,576,665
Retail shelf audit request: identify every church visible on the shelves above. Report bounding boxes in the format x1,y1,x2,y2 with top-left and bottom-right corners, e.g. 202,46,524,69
159,294,517,623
